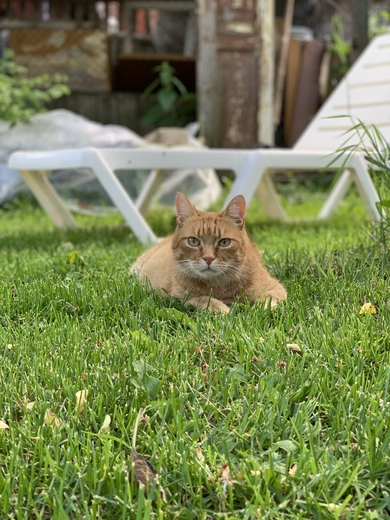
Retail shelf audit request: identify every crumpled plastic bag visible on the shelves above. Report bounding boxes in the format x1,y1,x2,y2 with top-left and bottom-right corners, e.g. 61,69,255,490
1,109,221,212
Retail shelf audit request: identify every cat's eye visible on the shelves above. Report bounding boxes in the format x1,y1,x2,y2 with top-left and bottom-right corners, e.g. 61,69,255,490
218,238,231,247
187,237,200,247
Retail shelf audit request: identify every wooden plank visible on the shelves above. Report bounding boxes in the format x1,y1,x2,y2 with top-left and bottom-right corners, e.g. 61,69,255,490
62,0,72,20
49,92,141,131
289,39,326,146
219,50,257,148
6,0,12,17
65,94,80,114
257,0,275,146
74,2,85,23
124,1,195,10
98,93,112,125
77,93,97,122
119,52,195,62
33,0,41,21
121,1,136,53
118,93,138,130
197,0,219,147
352,0,368,62
273,0,295,127
87,1,98,24
20,0,26,19
0,20,98,29
284,38,302,147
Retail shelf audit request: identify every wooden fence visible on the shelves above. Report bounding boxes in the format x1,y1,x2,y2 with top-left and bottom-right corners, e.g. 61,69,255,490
49,91,151,135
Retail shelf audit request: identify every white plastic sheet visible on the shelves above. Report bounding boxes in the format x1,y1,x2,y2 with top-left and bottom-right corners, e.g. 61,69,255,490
1,109,221,211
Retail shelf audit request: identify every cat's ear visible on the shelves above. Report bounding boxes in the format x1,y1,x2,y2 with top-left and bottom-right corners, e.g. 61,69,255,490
224,195,246,229
176,192,196,226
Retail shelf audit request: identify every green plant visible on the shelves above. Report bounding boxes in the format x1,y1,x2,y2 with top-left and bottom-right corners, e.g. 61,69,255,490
0,49,70,126
369,9,390,38
328,15,352,88
334,118,390,250
141,61,196,128
328,12,390,90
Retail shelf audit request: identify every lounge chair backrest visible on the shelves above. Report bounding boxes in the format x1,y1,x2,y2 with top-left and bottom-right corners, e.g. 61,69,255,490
294,32,390,151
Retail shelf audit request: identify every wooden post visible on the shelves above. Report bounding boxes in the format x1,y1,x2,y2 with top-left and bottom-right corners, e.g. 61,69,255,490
352,0,368,62
122,1,136,54
257,0,275,146
197,0,219,147
273,0,294,129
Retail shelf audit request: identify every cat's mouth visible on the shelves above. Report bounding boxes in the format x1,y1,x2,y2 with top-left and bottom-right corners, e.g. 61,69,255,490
198,265,220,277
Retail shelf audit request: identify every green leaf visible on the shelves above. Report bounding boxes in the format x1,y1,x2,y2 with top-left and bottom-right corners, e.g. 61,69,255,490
133,360,156,375
130,373,160,397
379,200,390,208
143,375,160,397
130,330,152,347
157,90,178,112
141,105,165,126
157,307,193,328
227,364,247,381
272,440,299,453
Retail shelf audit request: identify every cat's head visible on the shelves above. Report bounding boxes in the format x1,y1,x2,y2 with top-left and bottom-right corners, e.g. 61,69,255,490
172,192,248,281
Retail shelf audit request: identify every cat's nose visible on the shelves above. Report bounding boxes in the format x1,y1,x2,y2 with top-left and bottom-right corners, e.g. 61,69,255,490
203,256,215,266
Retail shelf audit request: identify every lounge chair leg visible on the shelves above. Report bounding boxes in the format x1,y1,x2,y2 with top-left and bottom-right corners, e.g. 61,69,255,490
19,169,77,229
136,169,166,215
351,155,381,221
256,172,287,221
318,169,353,219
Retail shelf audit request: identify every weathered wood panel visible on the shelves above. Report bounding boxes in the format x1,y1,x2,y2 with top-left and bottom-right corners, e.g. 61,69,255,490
49,92,144,134
198,0,274,148
219,50,257,147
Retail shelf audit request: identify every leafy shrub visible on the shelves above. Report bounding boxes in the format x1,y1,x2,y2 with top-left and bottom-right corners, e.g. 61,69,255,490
0,49,70,126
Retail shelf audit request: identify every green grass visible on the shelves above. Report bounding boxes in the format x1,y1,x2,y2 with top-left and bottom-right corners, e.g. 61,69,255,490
0,192,389,519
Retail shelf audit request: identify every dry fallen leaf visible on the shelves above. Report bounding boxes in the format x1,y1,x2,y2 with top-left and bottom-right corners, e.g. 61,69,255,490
131,450,167,504
26,401,36,412
44,409,61,428
140,410,149,426
195,448,205,463
220,464,232,494
132,450,157,486
287,343,302,354
0,420,9,430
288,464,298,476
75,389,89,413
99,414,111,434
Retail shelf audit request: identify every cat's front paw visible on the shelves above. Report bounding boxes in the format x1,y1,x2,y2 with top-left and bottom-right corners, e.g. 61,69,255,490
261,295,284,309
210,301,230,313
186,296,230,313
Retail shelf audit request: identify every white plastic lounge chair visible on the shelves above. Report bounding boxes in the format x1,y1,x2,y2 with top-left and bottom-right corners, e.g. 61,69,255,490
226,31,390,221
7,34,389,242
8,146,379,244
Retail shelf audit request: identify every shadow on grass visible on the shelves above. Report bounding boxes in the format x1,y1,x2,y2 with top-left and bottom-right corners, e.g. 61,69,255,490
0,225,137,253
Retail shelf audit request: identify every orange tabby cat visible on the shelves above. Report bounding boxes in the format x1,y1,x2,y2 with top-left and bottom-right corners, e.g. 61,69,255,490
131,192,287,312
